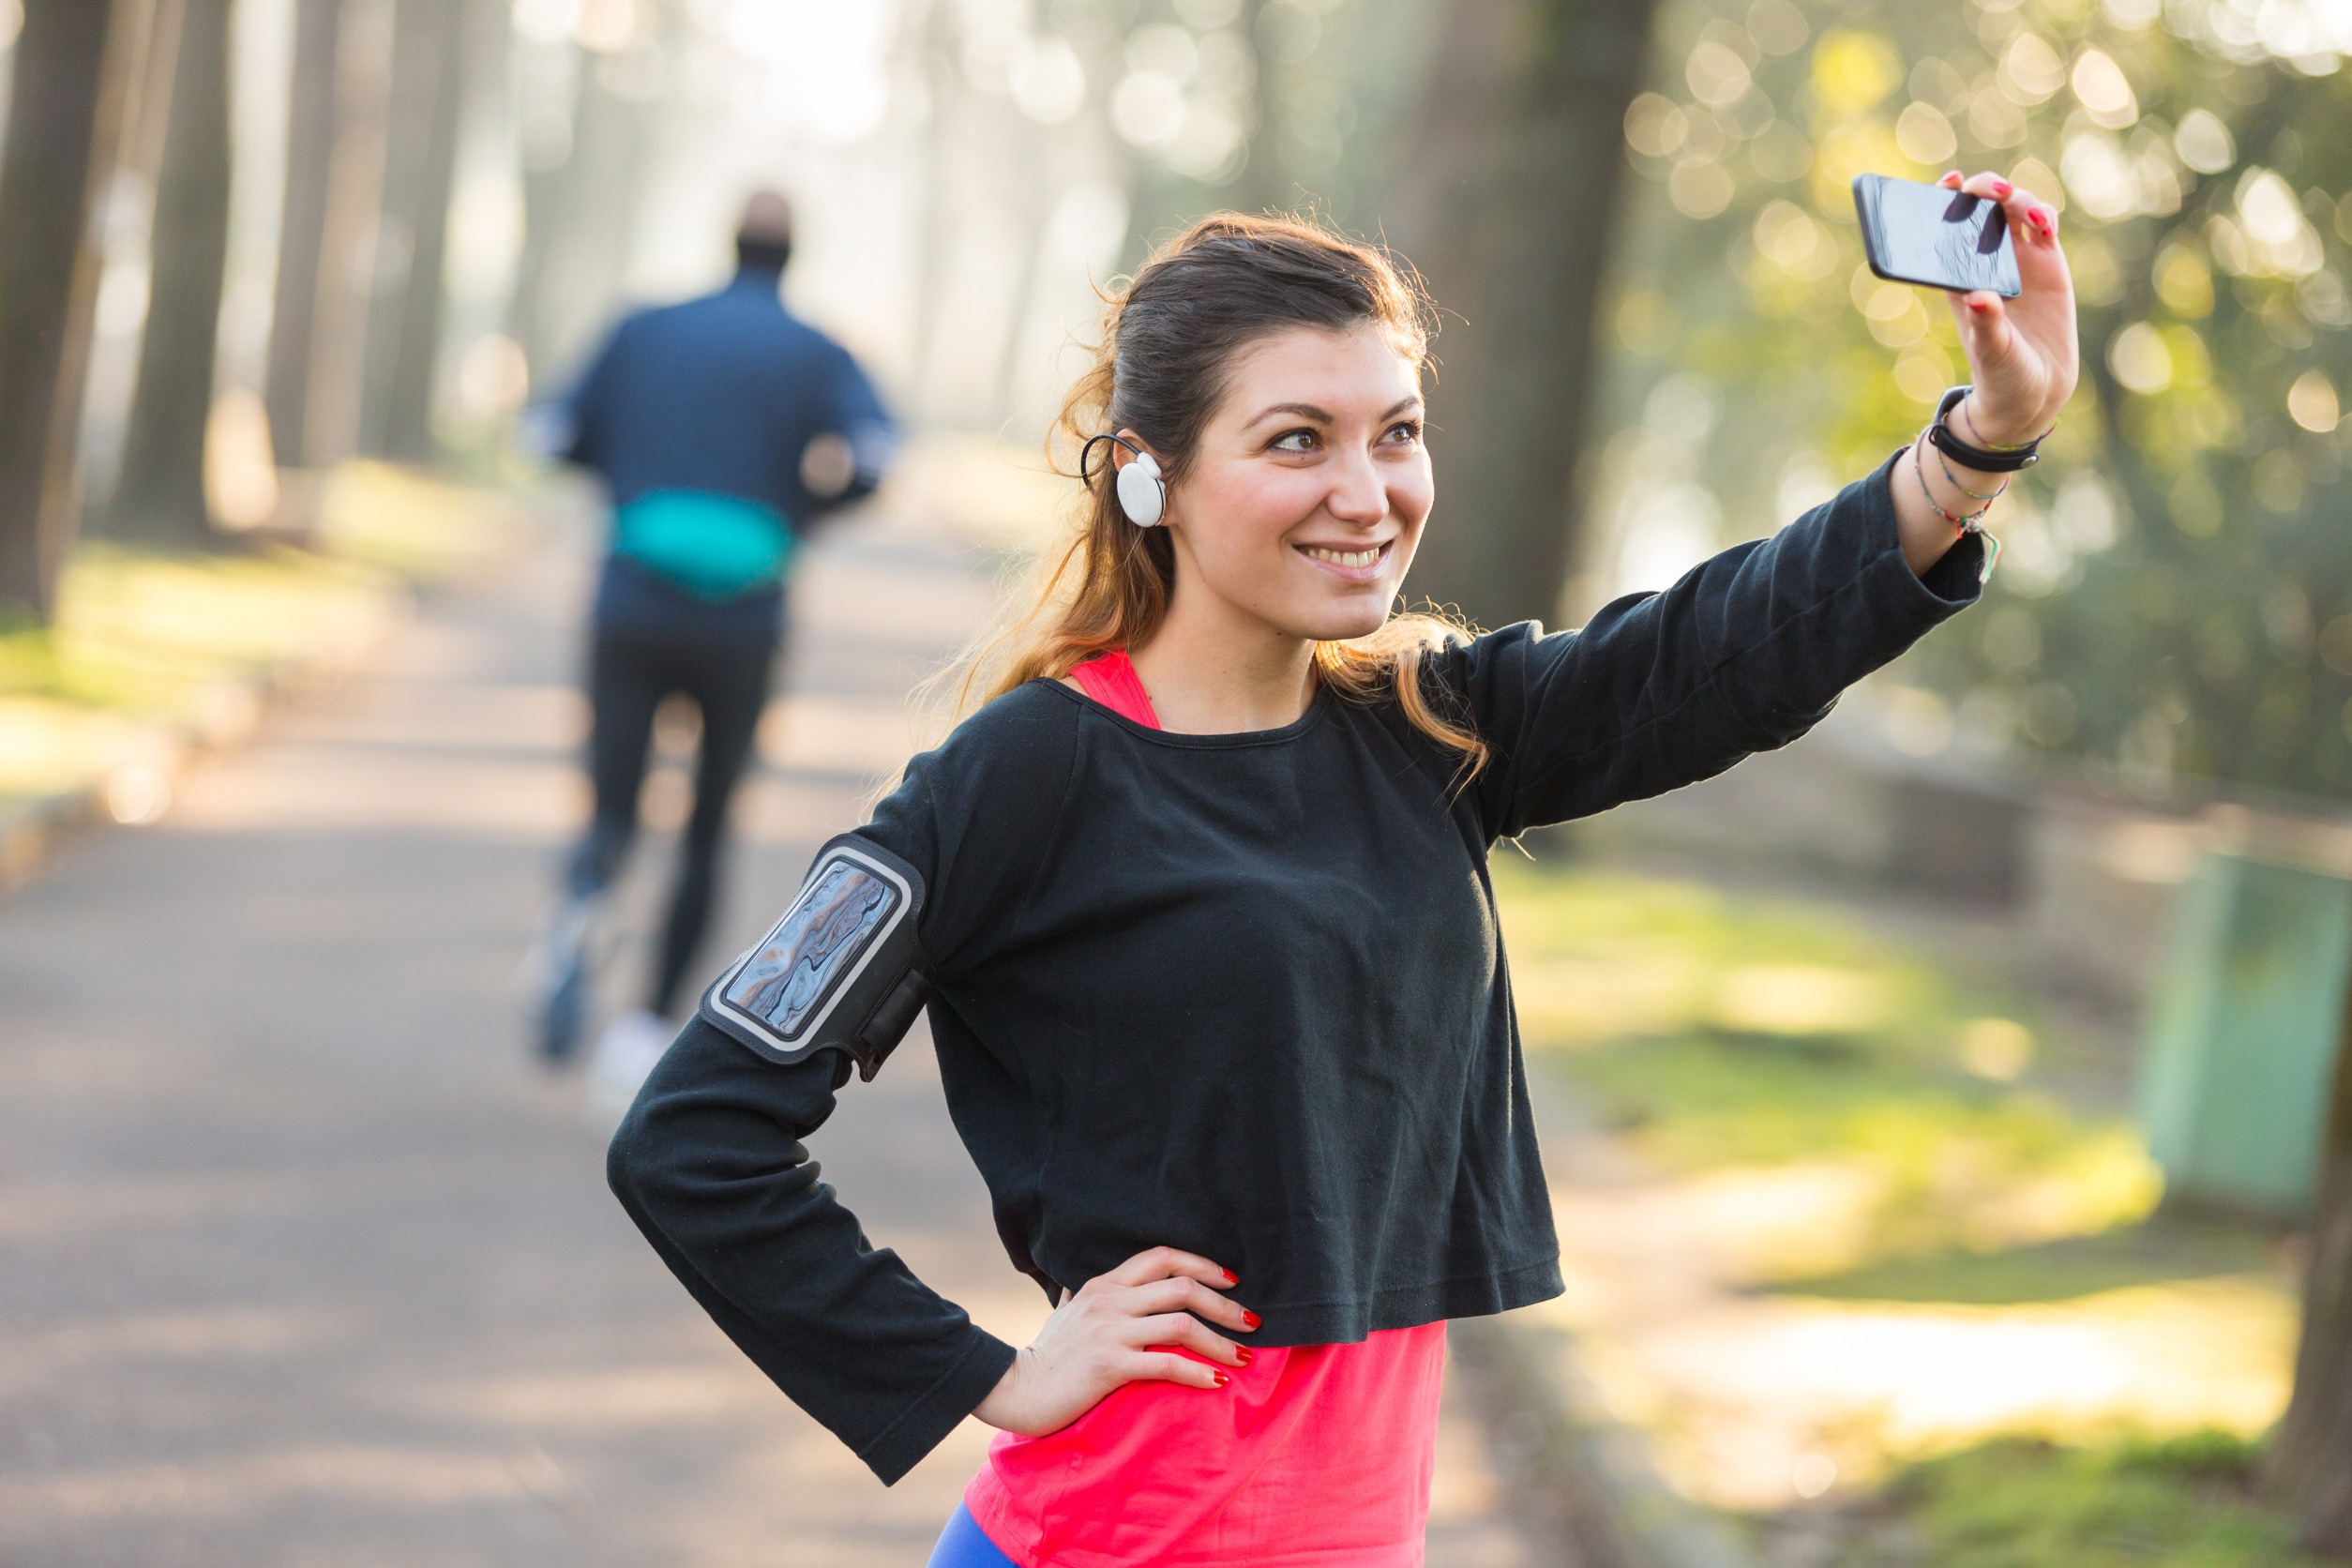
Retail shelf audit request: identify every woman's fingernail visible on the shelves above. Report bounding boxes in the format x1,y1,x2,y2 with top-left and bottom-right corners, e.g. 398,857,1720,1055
1237,1348,1254,1364
1969,296,1993,313
1991,180,2013,198
1242,1310,1261,1330
1222,1270,1239,1286
1213,1372,1229,1387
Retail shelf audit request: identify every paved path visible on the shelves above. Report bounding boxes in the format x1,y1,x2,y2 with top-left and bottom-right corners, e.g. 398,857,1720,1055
0,505,1530,1566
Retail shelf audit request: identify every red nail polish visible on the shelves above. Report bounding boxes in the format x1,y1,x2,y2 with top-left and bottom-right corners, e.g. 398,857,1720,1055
1222,1270,1239,1286
1243,1310,1261,1330
1237,1348,1254,1364
1213,1372,1229,1387
1991,180,2013,199
1969,297,1992,313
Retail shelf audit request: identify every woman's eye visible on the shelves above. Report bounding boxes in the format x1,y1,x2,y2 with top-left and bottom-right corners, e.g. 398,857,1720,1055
1270,429,1319,453
1383,421,1423,445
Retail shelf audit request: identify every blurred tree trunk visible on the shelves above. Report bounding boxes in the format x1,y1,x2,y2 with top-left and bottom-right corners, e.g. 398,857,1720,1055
0,0,143,622
2272,1031,2352,1554
264,0,342,475
103,0,234,549
1118,0,1278,270
1380,0,1659,629
507,56,646,391
301,0,392,467
1226,0,1283,216
359,0,464,460
907,0,960,426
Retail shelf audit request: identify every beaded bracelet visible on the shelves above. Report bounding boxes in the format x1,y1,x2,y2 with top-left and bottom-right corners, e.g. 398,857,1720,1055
1934,443,2008,504
1911,430,2004,580
1911,430,1994,529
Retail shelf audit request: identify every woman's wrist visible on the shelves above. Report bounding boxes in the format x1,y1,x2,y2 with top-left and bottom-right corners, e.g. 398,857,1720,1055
1892,444,1968,575
1952,390,2044,451
1918,431,2005,514
1909,431,1991,528
972,1347,1031,1430
1921,430,2005,497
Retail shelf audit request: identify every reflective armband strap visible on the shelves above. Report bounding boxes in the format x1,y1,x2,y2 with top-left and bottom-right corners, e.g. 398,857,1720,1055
697,834,934,1081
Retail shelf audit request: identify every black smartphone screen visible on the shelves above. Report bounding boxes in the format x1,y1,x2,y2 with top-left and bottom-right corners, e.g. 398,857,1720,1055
1852,173,2022,298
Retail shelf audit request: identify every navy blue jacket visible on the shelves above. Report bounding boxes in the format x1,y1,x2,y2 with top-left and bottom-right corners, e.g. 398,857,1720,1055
561,265,896,632
565,265,893,520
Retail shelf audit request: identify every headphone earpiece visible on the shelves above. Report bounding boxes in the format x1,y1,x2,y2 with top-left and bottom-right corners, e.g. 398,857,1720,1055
1081,432,1168,527
1115,448,1166,527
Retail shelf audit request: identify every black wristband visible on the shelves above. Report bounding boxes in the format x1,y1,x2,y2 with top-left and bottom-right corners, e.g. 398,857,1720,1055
1929,385,2041,473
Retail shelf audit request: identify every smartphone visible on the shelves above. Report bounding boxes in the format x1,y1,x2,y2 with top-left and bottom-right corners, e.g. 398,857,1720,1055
1851,173,2021,298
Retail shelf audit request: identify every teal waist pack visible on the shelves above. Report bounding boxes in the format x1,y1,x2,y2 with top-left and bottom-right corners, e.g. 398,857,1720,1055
613,490,795,600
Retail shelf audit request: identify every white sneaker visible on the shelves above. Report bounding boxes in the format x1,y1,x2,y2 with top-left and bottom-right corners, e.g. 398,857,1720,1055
523,891,606,1065
587,1009,675,1121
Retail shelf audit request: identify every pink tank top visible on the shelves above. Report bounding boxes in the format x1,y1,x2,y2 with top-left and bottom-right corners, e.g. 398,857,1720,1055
1066,648,1161,727
964,651,1450,1567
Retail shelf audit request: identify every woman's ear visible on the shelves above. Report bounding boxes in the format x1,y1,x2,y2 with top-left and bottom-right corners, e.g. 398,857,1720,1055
1111,429,1157,470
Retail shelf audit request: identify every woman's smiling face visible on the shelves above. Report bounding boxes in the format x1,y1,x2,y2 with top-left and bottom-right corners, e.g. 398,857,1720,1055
1129,321,1434,644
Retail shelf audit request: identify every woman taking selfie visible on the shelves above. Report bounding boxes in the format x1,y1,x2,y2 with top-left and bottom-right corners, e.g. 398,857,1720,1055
610,172,2075,1567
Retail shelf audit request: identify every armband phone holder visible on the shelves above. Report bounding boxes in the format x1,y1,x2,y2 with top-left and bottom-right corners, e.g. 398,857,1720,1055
698,834,934,1081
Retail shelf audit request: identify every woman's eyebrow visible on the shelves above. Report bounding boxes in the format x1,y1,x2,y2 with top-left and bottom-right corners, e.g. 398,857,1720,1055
1246,396,1425,426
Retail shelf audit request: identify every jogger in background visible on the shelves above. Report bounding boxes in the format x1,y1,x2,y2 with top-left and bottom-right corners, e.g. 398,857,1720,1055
531,190,896,1090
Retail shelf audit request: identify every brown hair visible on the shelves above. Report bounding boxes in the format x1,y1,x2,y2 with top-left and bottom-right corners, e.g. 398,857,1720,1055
948,212,1485,773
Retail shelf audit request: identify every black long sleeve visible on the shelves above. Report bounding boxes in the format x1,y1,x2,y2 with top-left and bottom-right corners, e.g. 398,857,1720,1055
608,1020,1016,1485
607,453,1979,1487
1440,455,1983,839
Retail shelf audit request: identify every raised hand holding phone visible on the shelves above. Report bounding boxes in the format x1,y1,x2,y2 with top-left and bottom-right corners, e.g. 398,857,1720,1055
1930,171,2078,447
1880,169,2081,577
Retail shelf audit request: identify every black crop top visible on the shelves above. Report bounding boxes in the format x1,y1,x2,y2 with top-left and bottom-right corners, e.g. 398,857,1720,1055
608,457,1983,1483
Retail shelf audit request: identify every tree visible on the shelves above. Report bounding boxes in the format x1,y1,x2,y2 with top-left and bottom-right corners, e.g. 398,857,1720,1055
1564,0,2352,801
103,0,235,548
264,0,344,475
0,0,143,622
507,45,651,392
2275,1030,2352,1552
1380,0,1663,629
301,0,393,468
358,0,466,460
1546,2,2352,1533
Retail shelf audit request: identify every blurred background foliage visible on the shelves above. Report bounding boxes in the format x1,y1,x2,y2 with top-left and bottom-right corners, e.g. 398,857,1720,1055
1581,0,2352,806
1821,1427,2331,1567
10,0,2352,807
1494,860,2165,1280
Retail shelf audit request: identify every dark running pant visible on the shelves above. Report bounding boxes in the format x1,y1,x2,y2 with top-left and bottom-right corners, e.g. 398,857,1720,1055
565,614,777,1018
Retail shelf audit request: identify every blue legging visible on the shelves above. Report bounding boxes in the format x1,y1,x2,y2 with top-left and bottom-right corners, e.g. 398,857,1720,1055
927,1503,1018,1567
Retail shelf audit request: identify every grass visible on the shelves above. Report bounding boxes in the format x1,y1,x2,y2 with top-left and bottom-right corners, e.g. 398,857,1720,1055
3,546,392,713
1494,858,2308,1555
311,460,535,579
0,463,531,807
1492,859,2163,1272
1779,1213,2287,1305
1810,1429,2325,1568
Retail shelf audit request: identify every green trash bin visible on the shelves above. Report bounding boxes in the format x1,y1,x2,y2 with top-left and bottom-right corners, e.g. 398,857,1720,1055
2137,820,2352,1218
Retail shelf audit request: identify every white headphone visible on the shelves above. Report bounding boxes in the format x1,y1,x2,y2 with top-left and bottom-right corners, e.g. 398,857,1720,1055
1083,433,1166,527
